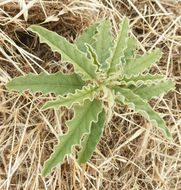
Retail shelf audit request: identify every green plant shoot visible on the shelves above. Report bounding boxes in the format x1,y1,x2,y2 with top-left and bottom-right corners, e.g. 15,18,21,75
6,17,175,177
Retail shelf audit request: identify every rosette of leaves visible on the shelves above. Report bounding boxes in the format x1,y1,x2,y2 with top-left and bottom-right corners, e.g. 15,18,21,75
6,17,175,177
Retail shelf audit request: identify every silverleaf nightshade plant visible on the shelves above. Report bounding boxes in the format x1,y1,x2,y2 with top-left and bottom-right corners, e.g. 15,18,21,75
6,17,175,177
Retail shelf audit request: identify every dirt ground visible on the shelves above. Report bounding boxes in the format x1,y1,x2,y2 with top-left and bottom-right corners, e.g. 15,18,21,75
0,0,181,189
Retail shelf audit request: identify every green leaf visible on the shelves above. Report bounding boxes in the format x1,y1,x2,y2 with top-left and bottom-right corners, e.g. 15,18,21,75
123,49,162,76
102,86,115,122
124,36,137,58
6,72,85,96
121,36,137,66
92,20,113,70
75,23,99,53
28,25,97,80
121,73,165,85
42,99,103,177
107,17,129,75
77,109,106,165
121,35,137,69
86,43,101,70
42,83,100,110
114,86,171,139
127,80,175,101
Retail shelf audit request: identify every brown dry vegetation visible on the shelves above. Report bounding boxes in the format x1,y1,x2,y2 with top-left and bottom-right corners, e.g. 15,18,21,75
0,0,181,189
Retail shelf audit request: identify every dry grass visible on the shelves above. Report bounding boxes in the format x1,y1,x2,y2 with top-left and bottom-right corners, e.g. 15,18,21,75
0,0,181,189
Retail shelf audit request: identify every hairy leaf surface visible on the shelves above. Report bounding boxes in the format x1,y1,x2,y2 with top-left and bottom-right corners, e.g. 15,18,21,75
6,72,85,96
128,80,175,101
42,84,100,110
42,99,103,177
114,87,171,139
121,73,165,85
107,17,129,75
123,49,162,76
75,23,99,53
77,109,106,165
92,20,113,70
28,25,97,80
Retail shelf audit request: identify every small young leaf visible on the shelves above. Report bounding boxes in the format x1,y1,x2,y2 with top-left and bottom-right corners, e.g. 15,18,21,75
127,80,175,101
92,20,113,70
123,49,162,76
77,109,106,165
75,23,99,53
121,73,165,85
42,99,103,177
86,43,101,69
107,17,129,75
103,87,115,122
42,83,100,110
6,72,85,96
124,36,137,58
121,35,137,66
114,86,171,139
28,25,97,80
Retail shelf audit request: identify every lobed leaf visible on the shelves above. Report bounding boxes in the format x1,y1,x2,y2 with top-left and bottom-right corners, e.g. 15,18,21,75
42,83,100,110
123,49,162,76
42,99,103,177
77,109,106,165
75,23,99,53
28,25,97,80
107,17,129,75
92,20,113,70
6,72,85,96
114,86,171,139
127,80,175,101
121,73,165,85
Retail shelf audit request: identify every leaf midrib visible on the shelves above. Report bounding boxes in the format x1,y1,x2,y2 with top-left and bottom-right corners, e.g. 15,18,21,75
39,33,95,79
50,100,97,162
9,84,83,87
